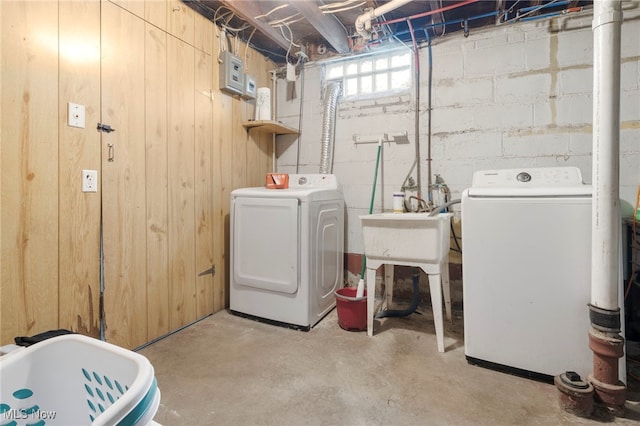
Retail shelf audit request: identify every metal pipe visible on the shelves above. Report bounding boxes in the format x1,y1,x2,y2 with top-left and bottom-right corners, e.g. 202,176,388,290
425,31,432,203
368,11,500,48
407,20,422,200
355,0,414,39
517,0,569,14
378,0,479,27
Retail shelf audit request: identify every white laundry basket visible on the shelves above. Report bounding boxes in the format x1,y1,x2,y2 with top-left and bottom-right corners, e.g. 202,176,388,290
0,334,160,426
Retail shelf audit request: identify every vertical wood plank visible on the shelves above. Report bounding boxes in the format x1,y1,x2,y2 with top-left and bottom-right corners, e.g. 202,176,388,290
101,1,148,349
58,0,101,338
0,1,59,343
110,0,145,18
167,34,197,330
194,10,214,55
231,95,247,190
145,0,167,31
145,23,170,342
215,88,234,311
195,49,214,318
168,0,194,46
245,44,268,185
211,37,227,312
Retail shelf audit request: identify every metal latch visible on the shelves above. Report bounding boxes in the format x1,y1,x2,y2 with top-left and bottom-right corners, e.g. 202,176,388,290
97,123,116,133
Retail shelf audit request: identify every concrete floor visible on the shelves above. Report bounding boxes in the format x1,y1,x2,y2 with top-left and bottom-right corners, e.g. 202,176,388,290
141,307,640,425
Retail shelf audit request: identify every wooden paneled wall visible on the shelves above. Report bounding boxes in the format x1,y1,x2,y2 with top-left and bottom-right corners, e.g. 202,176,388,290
0,0,274,349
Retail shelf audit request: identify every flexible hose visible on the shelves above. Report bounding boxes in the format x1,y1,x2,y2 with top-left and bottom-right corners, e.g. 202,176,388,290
428,198,462,216
376,268,420,318
319,82,341,174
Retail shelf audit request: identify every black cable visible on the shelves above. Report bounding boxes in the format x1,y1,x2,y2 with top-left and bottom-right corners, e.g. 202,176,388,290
450,222,462,253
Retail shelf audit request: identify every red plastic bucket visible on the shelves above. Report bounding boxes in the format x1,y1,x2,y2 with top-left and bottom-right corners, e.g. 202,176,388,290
335,287,367,331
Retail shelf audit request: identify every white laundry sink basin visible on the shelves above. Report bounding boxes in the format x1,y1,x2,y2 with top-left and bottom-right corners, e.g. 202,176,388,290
360,213,453,264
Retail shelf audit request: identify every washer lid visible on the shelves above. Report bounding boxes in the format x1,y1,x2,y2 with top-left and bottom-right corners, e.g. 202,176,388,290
467,167,592,197
232,174,342,202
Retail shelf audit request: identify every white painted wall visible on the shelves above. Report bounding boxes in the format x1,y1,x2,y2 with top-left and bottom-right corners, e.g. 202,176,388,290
275,6,640,257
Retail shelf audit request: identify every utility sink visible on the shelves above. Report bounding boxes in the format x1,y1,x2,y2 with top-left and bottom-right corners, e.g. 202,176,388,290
360,212,453,265
359,212,454,351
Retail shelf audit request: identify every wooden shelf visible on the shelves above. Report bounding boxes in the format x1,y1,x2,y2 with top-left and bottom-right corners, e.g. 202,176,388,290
242,120,298,135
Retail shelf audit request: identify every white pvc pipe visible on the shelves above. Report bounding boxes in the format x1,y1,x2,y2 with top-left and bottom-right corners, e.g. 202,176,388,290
591,0,623,311
355,0,414,39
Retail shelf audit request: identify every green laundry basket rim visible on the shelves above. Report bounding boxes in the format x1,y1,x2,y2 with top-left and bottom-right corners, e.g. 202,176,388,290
116,377,158,426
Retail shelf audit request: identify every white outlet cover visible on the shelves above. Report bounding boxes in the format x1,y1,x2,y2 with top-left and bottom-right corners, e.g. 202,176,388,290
82,169,98,193
68,102,85,128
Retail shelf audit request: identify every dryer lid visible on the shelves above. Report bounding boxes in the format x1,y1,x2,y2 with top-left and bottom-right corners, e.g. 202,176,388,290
232,174,343,201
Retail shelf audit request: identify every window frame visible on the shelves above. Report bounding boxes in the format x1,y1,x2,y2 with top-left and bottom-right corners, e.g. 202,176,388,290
322,49,413,100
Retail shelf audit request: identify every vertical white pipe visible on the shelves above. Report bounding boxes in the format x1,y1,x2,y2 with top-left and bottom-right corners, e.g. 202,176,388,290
591,0,622,311
271,71,277,172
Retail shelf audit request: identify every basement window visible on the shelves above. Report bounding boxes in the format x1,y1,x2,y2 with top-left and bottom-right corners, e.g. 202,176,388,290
324,50,412,98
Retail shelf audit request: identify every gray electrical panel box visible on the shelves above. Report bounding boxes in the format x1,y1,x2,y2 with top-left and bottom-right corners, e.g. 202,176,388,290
242,74,257,100
219,51,244,95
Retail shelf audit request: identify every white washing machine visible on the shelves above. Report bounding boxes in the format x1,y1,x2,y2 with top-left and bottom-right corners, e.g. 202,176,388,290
462,167,597,381
230,174,344,330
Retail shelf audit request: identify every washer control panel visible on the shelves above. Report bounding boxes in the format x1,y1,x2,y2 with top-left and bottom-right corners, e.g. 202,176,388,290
472,167,584,188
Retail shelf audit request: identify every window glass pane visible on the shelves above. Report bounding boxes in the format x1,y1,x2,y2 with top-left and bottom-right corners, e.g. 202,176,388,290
375,73,388,92
391,53,411,67
375,57,388,70
391,69,411,89
326,65,343,79
360,75,372,94
324,50,411,98
345,77,358,96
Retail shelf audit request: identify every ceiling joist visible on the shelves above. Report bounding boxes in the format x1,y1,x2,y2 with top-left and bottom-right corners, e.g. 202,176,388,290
290,2,350,54
219,0,293,53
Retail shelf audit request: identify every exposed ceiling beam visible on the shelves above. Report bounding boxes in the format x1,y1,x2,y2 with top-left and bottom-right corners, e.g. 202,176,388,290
219,0,292,53
290,2,350,54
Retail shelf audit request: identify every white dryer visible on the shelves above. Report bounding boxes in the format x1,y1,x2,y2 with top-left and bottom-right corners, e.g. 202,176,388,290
230,174,344,330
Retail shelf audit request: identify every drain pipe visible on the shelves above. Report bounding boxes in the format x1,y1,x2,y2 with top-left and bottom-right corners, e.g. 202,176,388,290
588,0,626,415
376,269,420,318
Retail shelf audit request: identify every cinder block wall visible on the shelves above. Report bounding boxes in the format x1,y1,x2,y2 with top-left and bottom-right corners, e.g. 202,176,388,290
275,6,640,299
